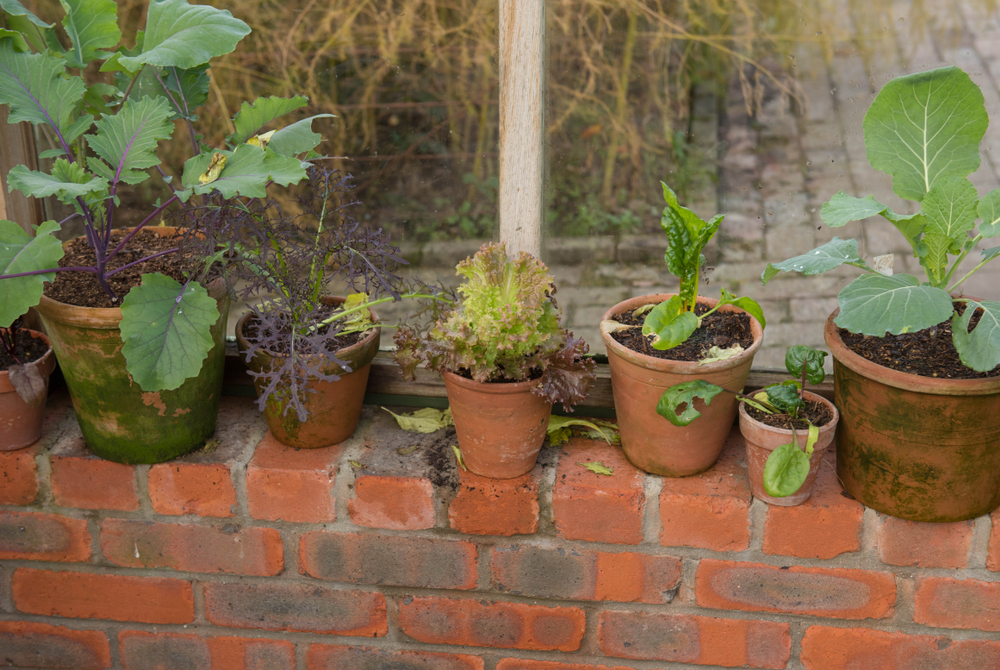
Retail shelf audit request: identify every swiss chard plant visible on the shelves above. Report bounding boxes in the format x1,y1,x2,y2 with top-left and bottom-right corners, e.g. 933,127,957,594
762,66,1000,372
606,182,765,352
0,0,329,391
658,345,829,497
394,243,597,411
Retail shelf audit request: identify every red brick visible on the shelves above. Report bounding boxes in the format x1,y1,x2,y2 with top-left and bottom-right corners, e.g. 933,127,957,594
696,559,896,619
119,631,295,670
552,439,644,544
660,432,750,552
13,568,194,624
0,444,38,505
349,475,435,530
762,451,863,559
50,438,138,511
496,662,635,670
148,462,237,517
300,530,477,589
0,511,91,562
800,626,1000,670
598,610,790,668
878,516,974,570
990,508,1000,572
449,465,540,536
397,596,585,651
914,576,1000,631
307,645,484,670
491,544,680,604
204,582,387,636
101,519,283,576
0,621,111,669
246,432,338,523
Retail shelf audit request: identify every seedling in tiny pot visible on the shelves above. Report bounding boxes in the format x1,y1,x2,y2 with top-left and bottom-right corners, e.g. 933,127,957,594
605,182,765,353
762,66,1000,373
658,345,829,497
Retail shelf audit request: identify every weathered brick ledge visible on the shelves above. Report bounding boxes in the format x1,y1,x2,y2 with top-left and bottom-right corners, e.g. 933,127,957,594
2,390,1000,670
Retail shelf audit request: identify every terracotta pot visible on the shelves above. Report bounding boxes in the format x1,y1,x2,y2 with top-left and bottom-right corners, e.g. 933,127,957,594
442,371,552,479
739,391,839,506
235,297,380,449
825,311,1000,522
34,227,230,464
0,329,56,451
600,293,764,476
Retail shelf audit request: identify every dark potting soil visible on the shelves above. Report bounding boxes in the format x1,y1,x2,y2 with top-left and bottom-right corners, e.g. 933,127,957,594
838,301,1000,379
455,367,544,383
44,229,199,308
610,300,754,361
242,312,365,355
745,397,834,431
0,334,48,372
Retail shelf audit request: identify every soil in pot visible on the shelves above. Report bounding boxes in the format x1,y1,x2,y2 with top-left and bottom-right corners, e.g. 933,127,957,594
610,301,756,360
745,398,835,430
1,330,56,451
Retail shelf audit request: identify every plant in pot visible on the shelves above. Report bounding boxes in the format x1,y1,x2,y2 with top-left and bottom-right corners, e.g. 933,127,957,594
0,316,56,450
761,65,1000,521
394,243,597,479
599,183,766,477
0,1,328,463
659,345,838,505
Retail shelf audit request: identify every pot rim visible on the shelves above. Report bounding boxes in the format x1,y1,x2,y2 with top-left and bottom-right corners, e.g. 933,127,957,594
737,389,839,436
824,309,1000,396
600,292,764,374
0,328,56,393
442,369,545,396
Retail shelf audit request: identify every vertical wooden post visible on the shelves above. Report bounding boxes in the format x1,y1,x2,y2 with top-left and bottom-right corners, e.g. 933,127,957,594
498,0,544,258
0,108,44,233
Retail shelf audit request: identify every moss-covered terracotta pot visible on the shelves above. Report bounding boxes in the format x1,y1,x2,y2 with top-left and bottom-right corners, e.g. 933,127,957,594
0,329,56,451
825,311,1000,522
234,298,380,449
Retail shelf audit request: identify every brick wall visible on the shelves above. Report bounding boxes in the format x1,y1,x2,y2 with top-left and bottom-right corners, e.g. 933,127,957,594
2,391,999,670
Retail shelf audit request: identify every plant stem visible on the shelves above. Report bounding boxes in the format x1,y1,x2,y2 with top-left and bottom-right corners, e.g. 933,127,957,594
107,194,180,262
312,292,453,332
120,66,144,106
0,266,98,280
947,247,997,293
104,248,179,278
942,234,982,288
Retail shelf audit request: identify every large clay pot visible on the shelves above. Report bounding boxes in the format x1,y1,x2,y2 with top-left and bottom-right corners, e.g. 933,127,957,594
825,312,1000,522
34,228,230,464
235,297,380,449
0,329,56,451
739,391,839,506
600,293,764,476
442,371,552,479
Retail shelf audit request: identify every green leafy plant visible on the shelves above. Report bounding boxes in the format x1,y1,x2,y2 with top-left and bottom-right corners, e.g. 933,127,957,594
0,0,329,392
762,66,1000,373
657,345,829,497
606,182,765,352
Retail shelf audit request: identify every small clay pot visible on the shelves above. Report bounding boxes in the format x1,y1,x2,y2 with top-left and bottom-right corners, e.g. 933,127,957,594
235,297,380,449
442,371,552,479
0,329,56,451
739,391,839,506
600,293,764,477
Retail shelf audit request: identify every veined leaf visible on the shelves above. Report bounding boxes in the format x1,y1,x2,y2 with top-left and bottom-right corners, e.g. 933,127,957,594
0,0,61,53
116,0,250,71
785,345,827,385
978,189,1000,238
641,295,698,350
661,181,720,311
578,461,614,476
763,441,811,497
119,273,219,391
882,210,927,256
0,220,64,328
764,385,805,416
382,407,453,434
267,114,335,156
836,273,953,336
1,0,51,27
85,96,174,186
60,0,121,68
115,63,209,120
6,160,108,204
820,192,886,227
921,176,980,285
0,28,29,53
863,66,987,201
952,300,1000,372
761,237,868,284
656,379,724,426
183,144,307,198
227,96,309,146
0,40,88,140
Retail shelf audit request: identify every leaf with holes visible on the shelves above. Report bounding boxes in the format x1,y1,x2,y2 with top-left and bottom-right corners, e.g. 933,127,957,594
952,300,1000,372
0,220,64,328
85,96,174,186
656,379,725,427
761,237,868,284
835,273,953,336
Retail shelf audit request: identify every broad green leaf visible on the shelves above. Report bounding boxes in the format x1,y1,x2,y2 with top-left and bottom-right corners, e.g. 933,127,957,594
656,379,724,426
227,96,309,146
60,0,120,68
546,416,615,444
116,0,250,71
763,442,811,497
6,160,108,204
820,192,886,227
0,40,87,140
836,273,953,336
0,28,29,53
183,144,308,198
0,0,61,53
978,189,1000,238
578,461,614,476
921,176,980,284
115,63,209,120
882,211,927,256
85,96,174,186
267,114,335,156
381,406,453,433
982,245,1000,263
0,0,51,27
764,385,805,417
863,66,987,201
661,181,721,311
785,345,827,385
0,220,64,327
716,287,766,329
83,82,117,116
642,295,698,350
952,300,1000,372
761,237,868,284
119,273,219,391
